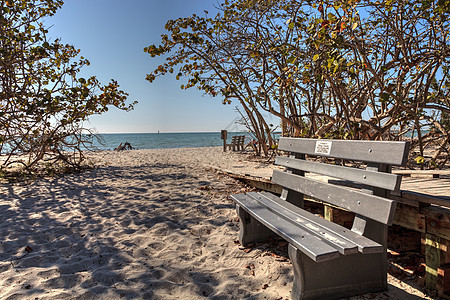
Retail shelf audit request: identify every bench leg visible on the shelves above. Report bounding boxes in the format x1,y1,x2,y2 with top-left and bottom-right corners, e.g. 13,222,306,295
289,244,388,300
236,205,277,246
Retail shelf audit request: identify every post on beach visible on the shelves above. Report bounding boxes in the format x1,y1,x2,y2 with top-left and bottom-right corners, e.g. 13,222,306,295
221,130,227,152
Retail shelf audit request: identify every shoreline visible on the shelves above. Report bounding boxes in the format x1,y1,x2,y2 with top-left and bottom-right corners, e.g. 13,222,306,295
0,147,433,299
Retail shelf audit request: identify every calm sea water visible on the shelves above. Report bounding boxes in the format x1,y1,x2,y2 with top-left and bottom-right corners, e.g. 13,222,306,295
91,132,249,151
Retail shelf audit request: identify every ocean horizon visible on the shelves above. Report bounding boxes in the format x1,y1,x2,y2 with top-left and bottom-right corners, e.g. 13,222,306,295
91,132,250,151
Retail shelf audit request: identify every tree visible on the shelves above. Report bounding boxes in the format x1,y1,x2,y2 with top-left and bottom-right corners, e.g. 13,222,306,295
303,0,450,166
145,1,297,155
0,0,135,176
146,0,449,166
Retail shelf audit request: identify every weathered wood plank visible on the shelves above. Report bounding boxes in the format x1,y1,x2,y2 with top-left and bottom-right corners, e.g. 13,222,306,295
278,138,409,166
245,192,360,255
393,170,450,178
255,192,382,254
426,234,440,291
271,170,397,225
231,193,340,262
225,172,283,194
438,265,450,293
390,194,420,207
324,205,334,222
392,203,426,233
423,206,450,241
421,232,450,292
276,156,402,191
324,205,355,228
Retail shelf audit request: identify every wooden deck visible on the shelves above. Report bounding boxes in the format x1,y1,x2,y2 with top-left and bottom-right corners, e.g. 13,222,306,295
400,177,450,204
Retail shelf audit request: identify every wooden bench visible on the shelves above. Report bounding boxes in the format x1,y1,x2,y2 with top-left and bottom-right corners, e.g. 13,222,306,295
231,137,410,299
227,135,245,151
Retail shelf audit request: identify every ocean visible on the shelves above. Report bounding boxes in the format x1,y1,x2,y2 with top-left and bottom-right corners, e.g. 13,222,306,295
91,132,249,151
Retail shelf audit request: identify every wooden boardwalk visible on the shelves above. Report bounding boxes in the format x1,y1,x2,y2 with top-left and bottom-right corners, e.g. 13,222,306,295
392,171,450,208
401,177,450,201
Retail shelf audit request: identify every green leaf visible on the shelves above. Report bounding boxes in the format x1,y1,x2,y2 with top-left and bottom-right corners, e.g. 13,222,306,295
289,22,295,29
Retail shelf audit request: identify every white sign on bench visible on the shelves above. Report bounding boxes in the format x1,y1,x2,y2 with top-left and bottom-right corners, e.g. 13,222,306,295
314,140,332,155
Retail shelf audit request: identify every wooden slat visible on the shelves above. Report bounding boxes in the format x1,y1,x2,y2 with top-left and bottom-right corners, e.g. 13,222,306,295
245,192,359,255
271,170,397,225
392,203,426,233
231,193,340,262
423,206,450,241
278,138,409,166
252,192,383,254
401,190,450,209
275,156,402,191
393,170,450,177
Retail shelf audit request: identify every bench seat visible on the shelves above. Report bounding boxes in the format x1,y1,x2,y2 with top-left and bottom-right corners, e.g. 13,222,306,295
232,191,383,262
230,137,410,300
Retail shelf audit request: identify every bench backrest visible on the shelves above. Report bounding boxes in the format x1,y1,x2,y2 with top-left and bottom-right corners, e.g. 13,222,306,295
274,138,410,226
230,135,245,145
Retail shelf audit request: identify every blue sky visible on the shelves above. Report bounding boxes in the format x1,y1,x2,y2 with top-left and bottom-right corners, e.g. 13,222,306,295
45,0,246,133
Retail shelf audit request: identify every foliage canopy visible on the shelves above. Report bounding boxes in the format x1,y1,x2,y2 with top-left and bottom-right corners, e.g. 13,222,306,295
0,0,135,177
146,0,449,167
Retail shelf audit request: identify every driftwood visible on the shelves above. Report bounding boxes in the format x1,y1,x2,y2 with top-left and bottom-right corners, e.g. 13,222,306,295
115,142,134,151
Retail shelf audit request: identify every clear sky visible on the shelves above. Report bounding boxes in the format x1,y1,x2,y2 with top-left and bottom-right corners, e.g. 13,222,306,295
45,0,246,133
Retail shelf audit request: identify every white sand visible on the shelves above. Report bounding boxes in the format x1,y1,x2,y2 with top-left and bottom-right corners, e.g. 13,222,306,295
0,147,431,299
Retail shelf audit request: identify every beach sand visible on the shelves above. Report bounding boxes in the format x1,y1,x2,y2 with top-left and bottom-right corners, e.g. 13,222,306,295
0,147,432,299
